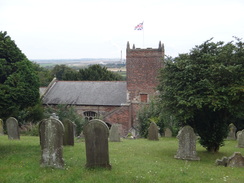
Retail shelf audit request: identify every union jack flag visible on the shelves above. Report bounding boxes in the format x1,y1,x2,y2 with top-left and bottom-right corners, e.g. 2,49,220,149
134,22,143,30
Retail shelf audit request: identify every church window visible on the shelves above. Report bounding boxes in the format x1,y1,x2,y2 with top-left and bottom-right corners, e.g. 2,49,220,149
84,111,97,120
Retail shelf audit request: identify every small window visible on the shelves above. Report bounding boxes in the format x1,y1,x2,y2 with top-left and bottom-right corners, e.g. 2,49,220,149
84,111,97,121
140,94,148,103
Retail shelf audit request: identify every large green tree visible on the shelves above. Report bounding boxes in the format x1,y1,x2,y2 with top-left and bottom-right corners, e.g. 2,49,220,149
0,31,40,120
78,64,123,81
158,38,244,152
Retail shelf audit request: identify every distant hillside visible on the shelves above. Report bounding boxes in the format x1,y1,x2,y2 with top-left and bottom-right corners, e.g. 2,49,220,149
31,58,125,67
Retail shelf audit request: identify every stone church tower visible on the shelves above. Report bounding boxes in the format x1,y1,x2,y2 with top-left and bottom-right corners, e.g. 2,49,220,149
126,41,164,126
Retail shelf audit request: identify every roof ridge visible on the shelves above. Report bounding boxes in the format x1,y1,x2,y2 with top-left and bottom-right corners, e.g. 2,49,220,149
57,80,126,83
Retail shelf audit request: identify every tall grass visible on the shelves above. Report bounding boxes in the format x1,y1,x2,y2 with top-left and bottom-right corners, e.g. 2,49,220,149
0,136,243,183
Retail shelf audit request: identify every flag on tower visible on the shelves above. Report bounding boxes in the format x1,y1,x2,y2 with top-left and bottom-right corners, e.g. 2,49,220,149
134,22,143,30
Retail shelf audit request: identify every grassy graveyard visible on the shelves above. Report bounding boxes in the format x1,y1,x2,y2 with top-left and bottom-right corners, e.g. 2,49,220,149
0,136,243,183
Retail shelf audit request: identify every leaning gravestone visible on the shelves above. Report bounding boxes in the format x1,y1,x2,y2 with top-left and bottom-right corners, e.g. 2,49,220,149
39,116,65,169
62,119,75,146
83,119,111,169
174,125,200,160
227,123,237,140
109,124,121,142
6,117,20,140
237,130,244,148
0,119,4,135
148,122,159,141
164,128,172,137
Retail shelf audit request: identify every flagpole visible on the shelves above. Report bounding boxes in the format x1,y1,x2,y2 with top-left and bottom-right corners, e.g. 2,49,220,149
143,22,144,48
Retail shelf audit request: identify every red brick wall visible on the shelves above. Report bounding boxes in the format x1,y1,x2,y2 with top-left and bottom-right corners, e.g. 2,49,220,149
126,43,164,102
75,105,130,135
126,42,164,126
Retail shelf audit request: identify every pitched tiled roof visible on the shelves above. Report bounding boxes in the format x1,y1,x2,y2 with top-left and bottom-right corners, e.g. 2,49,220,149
42,81,127,106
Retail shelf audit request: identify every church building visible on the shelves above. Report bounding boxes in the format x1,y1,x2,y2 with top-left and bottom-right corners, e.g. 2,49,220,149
41,41,164,135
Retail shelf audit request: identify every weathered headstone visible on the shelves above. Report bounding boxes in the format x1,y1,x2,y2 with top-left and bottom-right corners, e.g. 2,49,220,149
227,123,237,140
237,130,244,148
164,128,172,137
236,131,241,141
62,119,75,146
0,119,4,135
148,122,159,141
39,116,65,169
109,124,121,142
174,125,200,160
216,152,244,167
6,117,20,140
83,119,111,169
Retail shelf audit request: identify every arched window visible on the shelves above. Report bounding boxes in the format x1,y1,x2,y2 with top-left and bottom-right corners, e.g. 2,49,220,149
84,111,97,121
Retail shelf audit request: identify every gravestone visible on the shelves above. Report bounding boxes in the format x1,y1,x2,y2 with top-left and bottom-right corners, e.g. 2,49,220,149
236,131,241,141
216,152,244,167
109,124,121,142
83,119,111,169
39,116,65,169
6,117,20,140
227,123,237,140
237,130,244,148
164,128,172,137
0,119,4,135
174,125,200,160
148,122,159,141
62,119,75,146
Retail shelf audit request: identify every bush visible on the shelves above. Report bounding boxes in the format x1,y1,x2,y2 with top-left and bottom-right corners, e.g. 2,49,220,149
43,104,85,136
137,99,164,138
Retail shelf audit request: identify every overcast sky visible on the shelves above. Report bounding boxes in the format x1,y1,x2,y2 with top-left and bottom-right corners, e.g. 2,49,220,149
1,0,244,59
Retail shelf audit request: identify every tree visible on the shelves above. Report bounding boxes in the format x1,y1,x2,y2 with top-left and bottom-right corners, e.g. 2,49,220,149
158,38,244,152
51,64,79,81
78,64,123,81
32,62,53,87
0,31,40,120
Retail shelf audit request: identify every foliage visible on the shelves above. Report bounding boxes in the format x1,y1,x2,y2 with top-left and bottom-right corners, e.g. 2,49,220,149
0,31,40,120
51,64,79,81
20,123,39,136
44,104,85,136
137,98,179,138
78,64,123,81
137,99,164,137
32,62,53,86
47,64,123,82
0,136,243,183
17,102,44,125
158,38,244,152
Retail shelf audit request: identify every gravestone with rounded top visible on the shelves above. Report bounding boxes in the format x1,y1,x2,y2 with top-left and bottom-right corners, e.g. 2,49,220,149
174,125,200,160
227,123,237,140
148,122,159,141
164,128,172,137
62,118,75,146
237,130,244,148
0,119,4,135
6,117,20,140
109,124,121,142
39,116,65,169
84,119,111,169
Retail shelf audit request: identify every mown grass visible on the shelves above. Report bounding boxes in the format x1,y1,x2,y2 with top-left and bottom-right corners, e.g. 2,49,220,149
0,136,243,183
